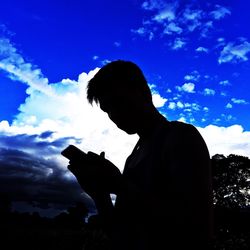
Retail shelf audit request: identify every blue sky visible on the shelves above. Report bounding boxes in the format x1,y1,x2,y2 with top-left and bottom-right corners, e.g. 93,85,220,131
0,0,250,215
1,0,250,129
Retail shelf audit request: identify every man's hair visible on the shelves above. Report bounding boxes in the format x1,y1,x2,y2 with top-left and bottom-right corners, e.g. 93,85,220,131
87,60,152,104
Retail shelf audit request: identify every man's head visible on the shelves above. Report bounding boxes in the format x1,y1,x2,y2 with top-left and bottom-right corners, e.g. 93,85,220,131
87,60,155,134
87,60,152,105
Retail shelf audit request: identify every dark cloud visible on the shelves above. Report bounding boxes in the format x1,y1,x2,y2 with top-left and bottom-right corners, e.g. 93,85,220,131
0,132,95,217
0,131,82,156
39,131,54,139
50,136,82,148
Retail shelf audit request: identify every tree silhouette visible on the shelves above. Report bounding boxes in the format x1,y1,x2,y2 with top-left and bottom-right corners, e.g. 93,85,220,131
211,154,250,249
212,154,250,209
54,201,88,229
0,193,12,215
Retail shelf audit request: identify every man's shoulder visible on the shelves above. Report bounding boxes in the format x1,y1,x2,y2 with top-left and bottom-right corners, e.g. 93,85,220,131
157,120,205,148
160,120,197,135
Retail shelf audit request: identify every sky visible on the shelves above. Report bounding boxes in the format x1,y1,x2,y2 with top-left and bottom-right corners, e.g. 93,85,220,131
0,0,250,216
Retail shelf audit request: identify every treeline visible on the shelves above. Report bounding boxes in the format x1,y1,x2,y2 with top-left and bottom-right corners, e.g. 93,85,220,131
211,154,250,249
0,153,249,249
0,201,109,250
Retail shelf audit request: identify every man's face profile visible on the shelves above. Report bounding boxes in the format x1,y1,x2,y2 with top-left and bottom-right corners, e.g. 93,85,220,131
98,86,146,135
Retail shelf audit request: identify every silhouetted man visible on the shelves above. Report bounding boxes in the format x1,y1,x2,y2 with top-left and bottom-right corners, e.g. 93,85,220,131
67,60,214,250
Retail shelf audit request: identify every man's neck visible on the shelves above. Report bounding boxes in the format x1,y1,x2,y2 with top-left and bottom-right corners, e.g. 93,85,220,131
137,108,166,139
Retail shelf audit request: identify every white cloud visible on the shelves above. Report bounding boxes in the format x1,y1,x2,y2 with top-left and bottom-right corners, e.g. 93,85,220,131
168,102,176,110
221,114,235,122
184,70,200,82
217,37,225,43
200,21,214,38
149,85,168,107
131,0,234,53
0,38,52,95
176,101,184,109
225,103,232,109
132,27,146,35
173,94,181,100
131,27,154,40
178,117,186,123
183,7,203,21
133,2,232,47
141,0,166,11
218,40,250,64
195,46,209,53
182,83,195,93
101,59,112,65
198,125,250,158
171,38,186,50
152,2,178,23
153,9,175,22
220,91,227,97
182,7,203,32
176,82,195,93
231,98,249,105
152,93,167,107
190,103,201,111
219,80,230,86
210,5,231,20
203,88,215,96
114,42,121,47
168,101,201,112
216,37,226,49
182,102,201,112
163,22,182,34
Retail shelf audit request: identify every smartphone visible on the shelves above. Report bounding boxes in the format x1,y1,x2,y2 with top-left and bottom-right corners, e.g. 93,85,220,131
61,145,87,161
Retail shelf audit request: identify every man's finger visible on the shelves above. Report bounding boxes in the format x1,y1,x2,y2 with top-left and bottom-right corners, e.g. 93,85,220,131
100,151,105,158
67,164,79,174
67,164,74,172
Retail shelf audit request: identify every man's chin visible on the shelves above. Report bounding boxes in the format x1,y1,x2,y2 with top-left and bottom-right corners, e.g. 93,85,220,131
117,125,137,135
125,130,137,135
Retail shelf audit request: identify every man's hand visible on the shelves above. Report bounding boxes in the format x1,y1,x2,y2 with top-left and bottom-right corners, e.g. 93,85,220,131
68,151,122,197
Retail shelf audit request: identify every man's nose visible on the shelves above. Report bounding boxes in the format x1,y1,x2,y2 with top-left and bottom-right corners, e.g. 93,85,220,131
108,110,116,121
